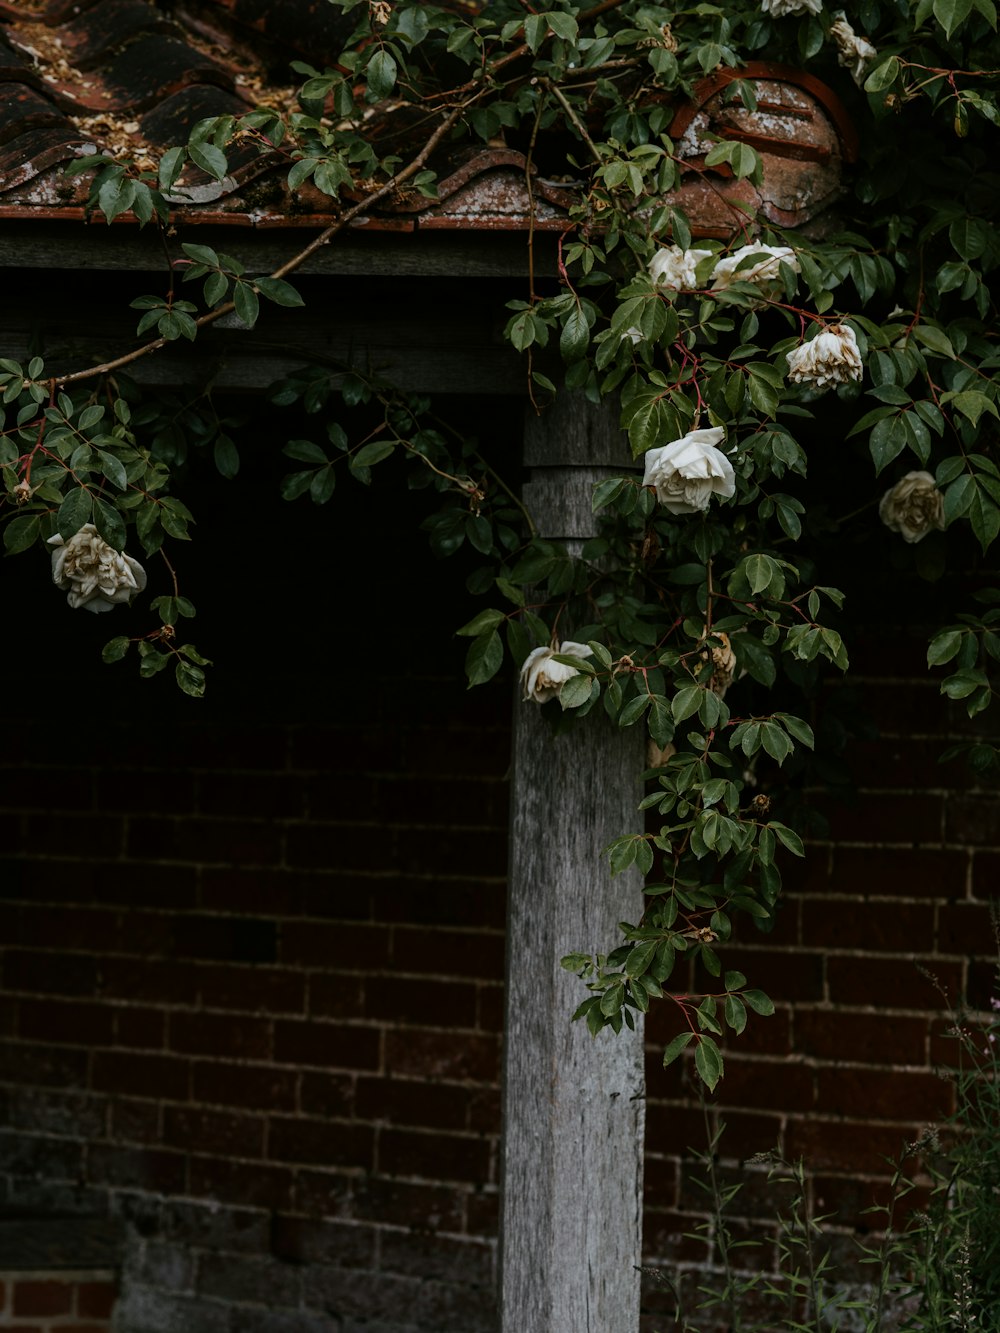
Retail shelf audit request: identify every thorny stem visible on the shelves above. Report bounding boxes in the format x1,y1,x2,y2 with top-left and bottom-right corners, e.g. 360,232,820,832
160,547,180,599
541,78,604,166
56,102,472,389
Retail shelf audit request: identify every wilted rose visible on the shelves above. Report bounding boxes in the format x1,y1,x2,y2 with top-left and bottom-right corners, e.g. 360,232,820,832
649,245,713,292
520,640,593,703
829,18,877,84
786,323,863,390
702,629,738,696
642,427,736,515
49,523,147,612
711,244,800,299
879,472,945,544
761,0,822,15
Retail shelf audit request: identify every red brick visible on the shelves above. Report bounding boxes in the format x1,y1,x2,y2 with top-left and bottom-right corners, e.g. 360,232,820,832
355,1077,470,1132
286,824,396,873
388,928,505,980
395,828,508,879
199,868,307,916
126,816,283,867
288,725,397,774
384,1029,499,1084
713,947,824,1003
197,773,305,819
370,880,506,930
783,1117,919,1172
936,902,998,958
18,999,114,1047
3,951,98,996
14,905,118,952
305,775,379,821
195,965,305,1015
193,1061,298,1112
0,1040,89,1087
24,813,124,859
188,1156,294,1212
268,1116,374,1168
795,1008,927,1066
110,1097,161,1144
307,974,365,1020
164,1106,265,1157
170,915,277,965
98,958,195,1005
826,955,961,1009
824,846,967,899
946,795,1000,847
476,983,504,1034
814,793,944,845
801,898,936,953
282,921,390,970
274,1020,380,1071
378,1128,491,1183
95,769,196,815
91,1050,191,1101
13,1280,71,1317
113,1006,166,1049
361,977,477,1027
77,1280,117,1319
168,1011,271,1061
814,1067,954,1122
87,1144,187,1193
712,1058,817,1114
297,1072,354,1120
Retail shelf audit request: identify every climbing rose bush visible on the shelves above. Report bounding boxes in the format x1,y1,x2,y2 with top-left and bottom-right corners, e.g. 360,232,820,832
879,472,946,544
641,428,735,514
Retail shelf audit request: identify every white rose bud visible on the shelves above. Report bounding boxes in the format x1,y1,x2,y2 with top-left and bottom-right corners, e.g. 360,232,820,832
649,245,713,293
761,0,823,15
829,18,877,85
49,523,147,613
786,323,863,391
711,244,800,299
879,472,946,544
520,640,593,704
642,427,736,515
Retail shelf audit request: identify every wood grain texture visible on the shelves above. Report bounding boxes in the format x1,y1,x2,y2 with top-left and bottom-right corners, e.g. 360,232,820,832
500,392,645,1333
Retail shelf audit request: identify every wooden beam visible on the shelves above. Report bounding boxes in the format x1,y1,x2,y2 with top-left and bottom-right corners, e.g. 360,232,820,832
500,393,645,1333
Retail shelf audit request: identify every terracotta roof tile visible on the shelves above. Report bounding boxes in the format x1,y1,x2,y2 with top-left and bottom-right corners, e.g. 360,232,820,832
0,3,857,236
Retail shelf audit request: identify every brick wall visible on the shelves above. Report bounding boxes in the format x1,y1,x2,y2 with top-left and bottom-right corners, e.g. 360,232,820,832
1,414,996,1330
640,624,997,1330
0,1271,115,1332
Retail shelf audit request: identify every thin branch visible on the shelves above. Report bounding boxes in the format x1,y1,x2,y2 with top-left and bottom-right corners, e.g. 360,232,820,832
56,102,471,389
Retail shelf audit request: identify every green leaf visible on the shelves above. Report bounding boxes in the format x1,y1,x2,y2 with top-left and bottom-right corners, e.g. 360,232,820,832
213,434,240,479
560,306,591,363
724,993,747,1035
93,496,126,551
457,608,506,637
233,282,260,328
353,440,395,468
662,1031,694,1068
255,277,305,308
284,439,328,465
102,636,131,663
928,630,963,666
188,142,228,181
175,661,207,697
742,988,775,1016
3,513,40,553
694,1035,724,1092
366,48,398,99
465,630,503,686
56,486,93,539
97,449,128,490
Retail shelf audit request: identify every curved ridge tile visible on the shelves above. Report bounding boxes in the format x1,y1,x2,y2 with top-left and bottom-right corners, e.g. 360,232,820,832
0,125,90,192
41,0,181,72
0,81,71,149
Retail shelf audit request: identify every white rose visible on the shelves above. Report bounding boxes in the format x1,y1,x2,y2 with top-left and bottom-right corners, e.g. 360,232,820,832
879,472,946,544
761,0,823,15
649,245,713,292
829,18,877,85
520,640,593,703
642,427,736,515
786,323,863,391
49,523,147,613
712,244,800,298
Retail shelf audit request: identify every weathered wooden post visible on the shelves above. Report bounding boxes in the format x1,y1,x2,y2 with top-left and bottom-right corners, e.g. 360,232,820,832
499,392,646,1333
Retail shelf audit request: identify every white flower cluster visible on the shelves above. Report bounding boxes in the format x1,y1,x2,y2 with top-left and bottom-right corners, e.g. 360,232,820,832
710,244,800,297
520,641,593,704
648,243,799,301
786,324,863,391
649,245,713,292
642,427,736,515
49,523,147,613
